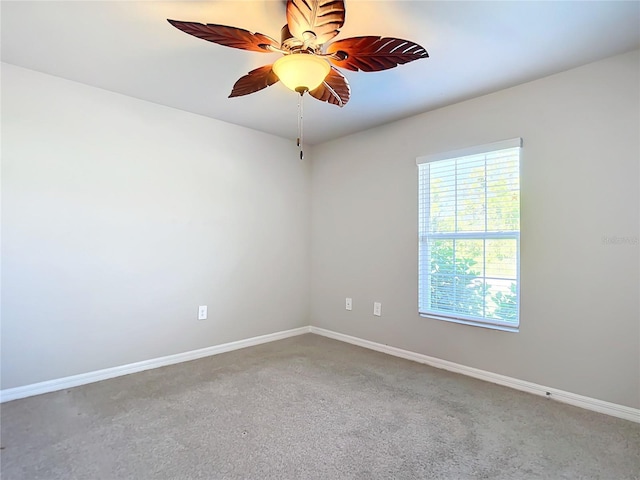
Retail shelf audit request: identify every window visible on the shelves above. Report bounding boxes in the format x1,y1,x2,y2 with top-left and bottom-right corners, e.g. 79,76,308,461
417,138,521,331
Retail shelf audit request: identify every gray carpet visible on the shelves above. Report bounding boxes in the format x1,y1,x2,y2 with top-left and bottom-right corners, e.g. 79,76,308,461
1,334,638,479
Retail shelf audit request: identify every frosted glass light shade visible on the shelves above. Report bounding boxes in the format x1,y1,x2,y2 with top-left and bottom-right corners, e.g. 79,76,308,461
273,53,331,92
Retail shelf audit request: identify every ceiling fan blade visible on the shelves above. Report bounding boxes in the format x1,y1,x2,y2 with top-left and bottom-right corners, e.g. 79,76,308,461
286,0,345,46
309,67,350,107
229,65,280,98
327,36,428,72
167,20,279,53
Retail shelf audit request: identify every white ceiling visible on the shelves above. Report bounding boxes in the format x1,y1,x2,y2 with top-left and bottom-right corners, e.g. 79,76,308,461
2,1,639,145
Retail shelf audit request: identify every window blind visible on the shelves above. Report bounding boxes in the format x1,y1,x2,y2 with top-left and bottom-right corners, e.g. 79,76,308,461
418,139,521,330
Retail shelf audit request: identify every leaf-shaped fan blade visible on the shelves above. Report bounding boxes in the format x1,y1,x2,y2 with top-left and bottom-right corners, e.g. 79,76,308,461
167,20,279,52
286,0,345,46
327,36,429,72
229,65,280,98
309,67,350,107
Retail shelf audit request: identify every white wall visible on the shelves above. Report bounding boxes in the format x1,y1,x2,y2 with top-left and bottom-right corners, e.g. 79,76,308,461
310,50,640,409
4,51,639,410
1,64,310,390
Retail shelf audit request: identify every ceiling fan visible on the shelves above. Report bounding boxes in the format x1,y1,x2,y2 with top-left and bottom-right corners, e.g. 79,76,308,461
167,0,429,108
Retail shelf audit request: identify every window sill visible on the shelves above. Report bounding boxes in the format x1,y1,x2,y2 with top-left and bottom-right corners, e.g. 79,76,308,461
419,313,519,333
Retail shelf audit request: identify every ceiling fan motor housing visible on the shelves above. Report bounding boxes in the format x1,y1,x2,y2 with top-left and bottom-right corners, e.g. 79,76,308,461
280,24,320,53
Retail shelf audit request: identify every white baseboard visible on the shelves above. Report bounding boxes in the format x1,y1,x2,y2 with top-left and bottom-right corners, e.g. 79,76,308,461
4,325,638,424
0,326,311,403
309,326,640,424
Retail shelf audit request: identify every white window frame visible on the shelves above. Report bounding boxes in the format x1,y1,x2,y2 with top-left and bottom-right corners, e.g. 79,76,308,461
417,138,522,332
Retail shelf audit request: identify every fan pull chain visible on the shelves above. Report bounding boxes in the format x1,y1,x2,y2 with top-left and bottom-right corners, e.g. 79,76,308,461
297,89,305,160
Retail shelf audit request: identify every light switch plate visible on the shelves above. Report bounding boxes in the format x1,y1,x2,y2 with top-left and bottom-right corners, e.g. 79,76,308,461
346,298,353,311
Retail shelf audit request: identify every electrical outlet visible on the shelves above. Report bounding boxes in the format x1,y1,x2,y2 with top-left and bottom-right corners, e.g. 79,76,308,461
346,298,353,311
198,305,208,320
373,302,382,316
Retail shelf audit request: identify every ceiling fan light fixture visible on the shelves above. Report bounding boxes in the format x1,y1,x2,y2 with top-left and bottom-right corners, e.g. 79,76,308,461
273,53,331,93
